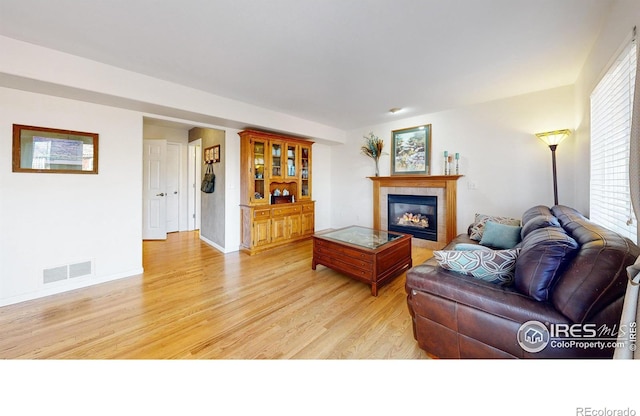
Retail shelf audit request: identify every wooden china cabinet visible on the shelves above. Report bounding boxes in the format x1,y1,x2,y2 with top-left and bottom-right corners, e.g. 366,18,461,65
239,129,314,255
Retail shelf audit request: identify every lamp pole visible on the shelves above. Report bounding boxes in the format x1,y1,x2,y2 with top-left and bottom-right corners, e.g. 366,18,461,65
549,144,559,206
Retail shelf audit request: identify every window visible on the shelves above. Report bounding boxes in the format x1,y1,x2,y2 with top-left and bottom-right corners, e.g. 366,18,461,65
590,37,637,243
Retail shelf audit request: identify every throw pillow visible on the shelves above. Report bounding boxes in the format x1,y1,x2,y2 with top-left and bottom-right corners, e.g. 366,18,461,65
469,213,521,241
479,221,522,249
433,248,521,286
454,243,492,251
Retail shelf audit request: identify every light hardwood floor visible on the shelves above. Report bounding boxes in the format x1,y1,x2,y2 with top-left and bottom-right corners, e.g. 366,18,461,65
0,231,432,359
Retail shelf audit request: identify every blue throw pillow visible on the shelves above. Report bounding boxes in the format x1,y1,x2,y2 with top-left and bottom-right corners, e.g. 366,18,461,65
434,248,521,286
480,221,522,249
469,213,521,241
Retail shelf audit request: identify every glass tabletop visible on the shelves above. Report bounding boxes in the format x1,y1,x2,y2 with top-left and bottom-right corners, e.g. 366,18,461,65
317,226,403,249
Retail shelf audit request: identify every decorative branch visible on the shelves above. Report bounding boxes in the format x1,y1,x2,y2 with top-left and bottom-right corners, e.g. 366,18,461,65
361,132,385,160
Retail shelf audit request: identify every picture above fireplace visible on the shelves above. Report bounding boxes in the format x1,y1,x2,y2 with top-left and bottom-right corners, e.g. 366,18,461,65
388,194,437,241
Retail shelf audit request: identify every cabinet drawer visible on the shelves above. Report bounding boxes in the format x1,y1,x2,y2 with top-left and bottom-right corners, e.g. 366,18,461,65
253,209,271,219
271,205,302,217
302,203,315,213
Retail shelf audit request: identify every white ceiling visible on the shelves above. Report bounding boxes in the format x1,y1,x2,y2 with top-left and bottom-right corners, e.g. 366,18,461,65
0,0,615,131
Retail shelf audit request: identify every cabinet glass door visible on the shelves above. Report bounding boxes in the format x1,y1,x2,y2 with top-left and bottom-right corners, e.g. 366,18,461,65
271,142,283,178
252,140,266,202
286,144,297,177
301,146,311,198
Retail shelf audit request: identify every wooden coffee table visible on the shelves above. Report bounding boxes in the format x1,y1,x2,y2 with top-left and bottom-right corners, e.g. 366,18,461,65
312,226,412,296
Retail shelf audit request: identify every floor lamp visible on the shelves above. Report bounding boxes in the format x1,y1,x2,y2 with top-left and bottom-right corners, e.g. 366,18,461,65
535,129,571,206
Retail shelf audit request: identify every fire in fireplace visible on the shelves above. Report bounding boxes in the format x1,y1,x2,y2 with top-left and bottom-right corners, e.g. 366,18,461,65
388,194,437,241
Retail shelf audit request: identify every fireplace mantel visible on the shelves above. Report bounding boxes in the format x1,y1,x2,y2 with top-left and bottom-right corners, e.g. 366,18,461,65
369,175,463,246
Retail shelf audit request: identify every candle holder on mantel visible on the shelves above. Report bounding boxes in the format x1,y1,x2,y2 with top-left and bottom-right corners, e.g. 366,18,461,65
443,151,461,175
443,151,449,175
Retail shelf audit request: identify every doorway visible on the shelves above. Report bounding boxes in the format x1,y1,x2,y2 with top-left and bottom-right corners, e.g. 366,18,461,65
142,139,168,240
142,139,198,240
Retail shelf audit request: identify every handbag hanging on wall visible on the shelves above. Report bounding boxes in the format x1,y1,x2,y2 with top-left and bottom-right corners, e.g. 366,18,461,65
201,163,215,193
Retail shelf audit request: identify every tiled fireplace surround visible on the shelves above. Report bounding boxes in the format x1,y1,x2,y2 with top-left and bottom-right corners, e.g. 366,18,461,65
369,175,463,250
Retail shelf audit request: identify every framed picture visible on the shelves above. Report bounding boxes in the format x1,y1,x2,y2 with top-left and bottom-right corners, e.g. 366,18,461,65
204,145,220,164
204,146,213,164
12,124,99,174
212,144,221,163
391,124,431,175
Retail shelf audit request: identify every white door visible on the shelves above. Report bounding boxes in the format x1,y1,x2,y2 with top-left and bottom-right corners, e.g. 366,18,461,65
143,139,167,240
166,143,181,233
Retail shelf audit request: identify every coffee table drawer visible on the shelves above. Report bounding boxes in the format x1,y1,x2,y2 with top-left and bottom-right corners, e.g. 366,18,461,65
313,253,372,278
314,246,372,269
314,239,371,261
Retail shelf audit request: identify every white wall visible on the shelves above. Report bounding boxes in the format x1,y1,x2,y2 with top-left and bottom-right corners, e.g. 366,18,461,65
311,142,332,232
0,87,143,305
223,128,241,252
332,85,576,232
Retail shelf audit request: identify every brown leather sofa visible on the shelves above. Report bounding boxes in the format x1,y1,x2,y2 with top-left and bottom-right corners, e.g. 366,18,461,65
405,205,640,358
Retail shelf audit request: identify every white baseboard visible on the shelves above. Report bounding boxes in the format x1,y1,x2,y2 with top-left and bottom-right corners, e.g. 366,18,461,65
0,267,144,307
199,234,238,254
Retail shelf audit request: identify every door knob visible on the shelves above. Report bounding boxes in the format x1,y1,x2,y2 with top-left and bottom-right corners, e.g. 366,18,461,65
156,193,165,197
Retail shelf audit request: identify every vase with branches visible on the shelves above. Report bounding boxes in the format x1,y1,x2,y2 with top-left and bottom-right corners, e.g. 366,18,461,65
361,132,385,176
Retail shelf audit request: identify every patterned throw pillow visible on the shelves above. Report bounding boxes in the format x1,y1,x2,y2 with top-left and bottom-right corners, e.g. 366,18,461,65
469,213,521,241
433,248,521,286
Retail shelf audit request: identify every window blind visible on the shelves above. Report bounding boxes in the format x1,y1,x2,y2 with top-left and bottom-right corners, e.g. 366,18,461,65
590,37,637,243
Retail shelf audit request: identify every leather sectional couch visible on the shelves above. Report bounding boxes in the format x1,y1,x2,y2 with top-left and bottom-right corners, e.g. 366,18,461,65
405,205,640,358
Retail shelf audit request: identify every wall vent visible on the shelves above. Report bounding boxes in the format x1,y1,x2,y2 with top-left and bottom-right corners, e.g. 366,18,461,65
69,261,92,278
43,260,94,284
43,266,68,284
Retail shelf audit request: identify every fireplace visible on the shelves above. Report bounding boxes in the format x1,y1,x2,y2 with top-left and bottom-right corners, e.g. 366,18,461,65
370,175,462,249
388,194,437,241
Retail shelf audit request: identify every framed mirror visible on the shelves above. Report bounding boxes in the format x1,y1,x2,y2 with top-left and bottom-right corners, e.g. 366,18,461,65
12,124,99,174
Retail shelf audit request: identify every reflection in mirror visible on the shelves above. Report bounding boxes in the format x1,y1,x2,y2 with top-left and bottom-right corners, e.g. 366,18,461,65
12,124,98,174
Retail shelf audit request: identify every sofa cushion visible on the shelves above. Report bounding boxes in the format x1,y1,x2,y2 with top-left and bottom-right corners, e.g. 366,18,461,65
521,205,553,225
480,221,522,249
434,248,520,286
469,213,521,241
520,214,560,240
406,263,570,327
514,227,579,302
